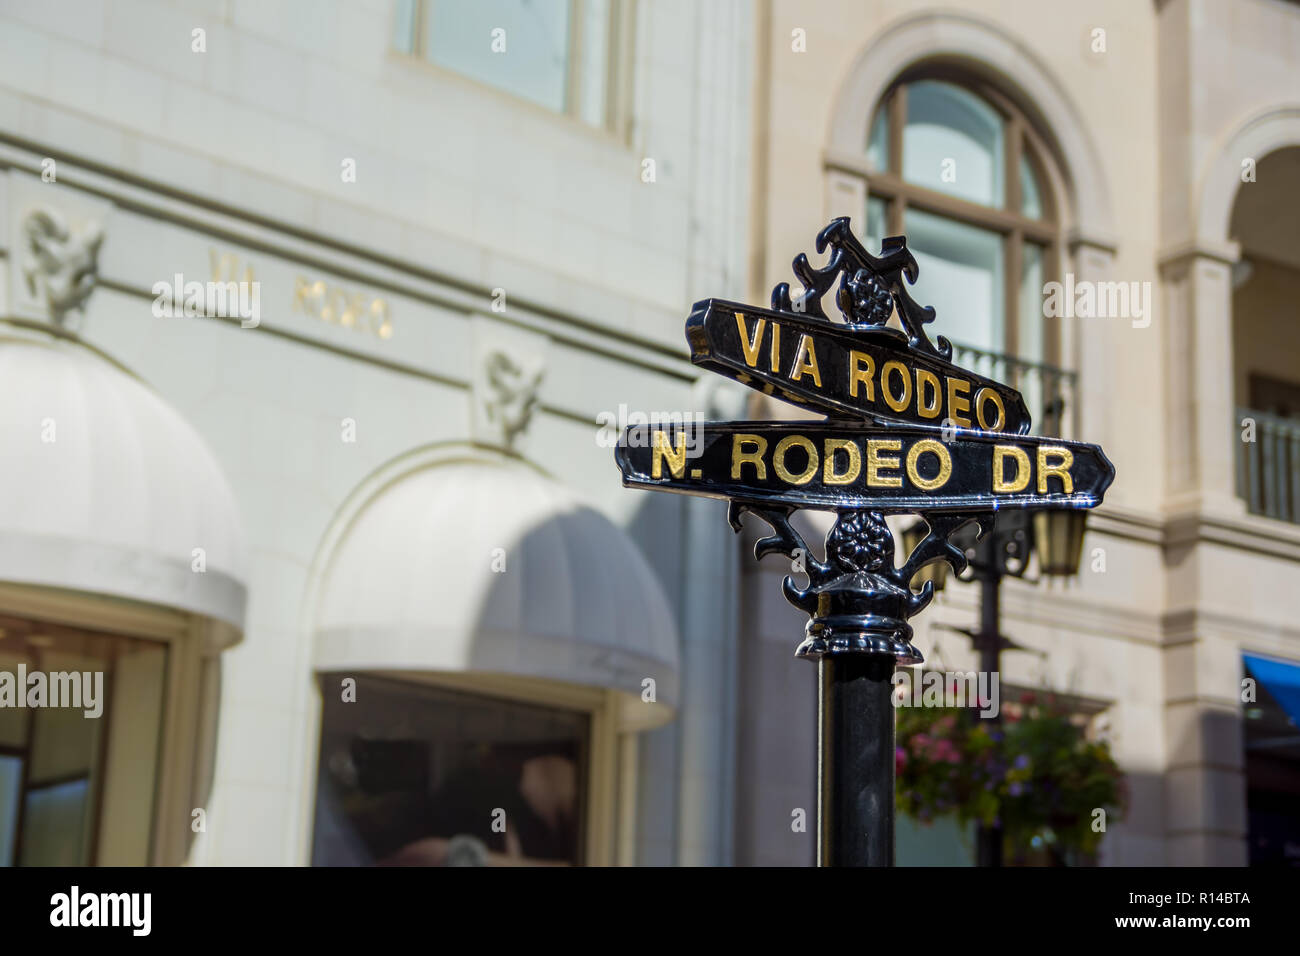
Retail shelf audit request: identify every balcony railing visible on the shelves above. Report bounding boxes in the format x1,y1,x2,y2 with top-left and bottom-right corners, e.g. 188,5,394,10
1236,407,1300,523
949,342,1078,437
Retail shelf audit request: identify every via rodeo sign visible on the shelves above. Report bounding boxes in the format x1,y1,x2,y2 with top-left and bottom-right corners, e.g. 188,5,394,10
615,218,1114,664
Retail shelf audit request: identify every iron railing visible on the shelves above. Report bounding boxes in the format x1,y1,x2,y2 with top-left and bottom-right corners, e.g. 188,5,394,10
1236,406,1300,523
948,342,1078,437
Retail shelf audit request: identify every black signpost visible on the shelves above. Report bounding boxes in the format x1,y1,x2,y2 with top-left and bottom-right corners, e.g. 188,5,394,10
615,218,1115,867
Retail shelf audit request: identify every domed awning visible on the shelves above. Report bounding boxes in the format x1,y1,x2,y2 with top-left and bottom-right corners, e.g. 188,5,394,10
0,336,248,630
314,454,680,726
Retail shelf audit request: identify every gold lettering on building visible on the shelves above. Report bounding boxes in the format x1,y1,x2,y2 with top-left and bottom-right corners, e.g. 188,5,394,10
293,275,393,339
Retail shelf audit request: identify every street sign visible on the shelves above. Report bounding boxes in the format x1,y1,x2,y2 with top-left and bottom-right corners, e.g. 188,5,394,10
686,300,1032,434
612,217,1116,867
616,421,1113,514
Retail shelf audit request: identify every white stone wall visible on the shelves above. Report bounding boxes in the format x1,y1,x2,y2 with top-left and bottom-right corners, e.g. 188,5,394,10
0,0,753,864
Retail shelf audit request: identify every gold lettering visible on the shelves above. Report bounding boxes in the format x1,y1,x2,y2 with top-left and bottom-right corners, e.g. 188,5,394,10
770,322,781,373
992,445,1031,493
790,334,823,387
866,439,903,487
905,439,952,491
1037,446,1074,493
652,431,688,479
210,248,254,284
774,435,819,485
915,369,942,419
974,387,1006,431
823,438,861,485
946,377,972,427
731,434,768,480
735,312,765,368
882,361,912,413
849,351,875,401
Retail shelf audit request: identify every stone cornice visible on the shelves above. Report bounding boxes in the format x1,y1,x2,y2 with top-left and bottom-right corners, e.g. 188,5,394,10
1164,506,1300,562
1156,237,1242,271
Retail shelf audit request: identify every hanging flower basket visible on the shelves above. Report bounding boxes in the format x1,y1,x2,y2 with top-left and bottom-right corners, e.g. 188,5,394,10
896,688,1127,863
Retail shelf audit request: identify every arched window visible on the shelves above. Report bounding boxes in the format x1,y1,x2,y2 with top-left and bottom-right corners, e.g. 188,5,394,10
855,72,1066,430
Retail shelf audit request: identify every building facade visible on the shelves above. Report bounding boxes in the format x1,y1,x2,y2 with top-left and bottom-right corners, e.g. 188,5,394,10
0,0,1296,867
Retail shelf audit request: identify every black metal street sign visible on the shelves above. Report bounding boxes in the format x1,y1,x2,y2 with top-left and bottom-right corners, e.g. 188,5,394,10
612,217,1115,868
686,300,1032,434
616,422,1113,514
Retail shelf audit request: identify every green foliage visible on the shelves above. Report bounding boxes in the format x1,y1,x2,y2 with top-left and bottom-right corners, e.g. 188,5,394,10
895,688,1126,862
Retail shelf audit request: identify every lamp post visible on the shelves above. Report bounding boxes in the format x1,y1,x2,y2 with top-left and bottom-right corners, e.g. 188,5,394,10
909,400,1091,867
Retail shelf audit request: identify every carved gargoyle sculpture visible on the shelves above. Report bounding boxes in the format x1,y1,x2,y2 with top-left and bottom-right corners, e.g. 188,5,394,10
21,208,104,324
483,349,544,451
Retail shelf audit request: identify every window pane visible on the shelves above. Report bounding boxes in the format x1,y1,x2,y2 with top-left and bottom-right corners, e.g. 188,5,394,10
903,81,1004,207
425,0,572,114
1020,154,1043,219
579,0,611,127
864,196,888,251
866,107,889,171
1019,242,1045,426
0,756,20,866
394,0,418,54
905,207,1004,354
0,621,167,867
313,675,590,866
20,779,89,866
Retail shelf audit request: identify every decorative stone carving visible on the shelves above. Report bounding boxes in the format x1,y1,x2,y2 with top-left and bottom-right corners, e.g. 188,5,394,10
479,348,544,451
21,207,104,324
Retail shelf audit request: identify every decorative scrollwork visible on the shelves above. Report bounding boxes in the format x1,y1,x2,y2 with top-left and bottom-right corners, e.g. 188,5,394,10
769,216,952,360
729,500,992,656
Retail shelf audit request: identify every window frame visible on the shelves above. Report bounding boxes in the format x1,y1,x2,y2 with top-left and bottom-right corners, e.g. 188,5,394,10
331,669,623,867
396,0,635,139
0,583,225,866
840,69,1066,377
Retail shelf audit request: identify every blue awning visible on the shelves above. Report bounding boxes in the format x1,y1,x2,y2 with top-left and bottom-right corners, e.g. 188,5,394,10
1244,653,1300,726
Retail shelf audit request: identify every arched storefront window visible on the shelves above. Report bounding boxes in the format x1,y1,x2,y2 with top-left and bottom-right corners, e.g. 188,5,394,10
857,73,1066,430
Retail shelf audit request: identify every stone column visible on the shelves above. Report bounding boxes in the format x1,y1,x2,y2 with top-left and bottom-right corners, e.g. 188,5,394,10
1066,233,1119,448
1157,239,1244,517
1160,608,1248,866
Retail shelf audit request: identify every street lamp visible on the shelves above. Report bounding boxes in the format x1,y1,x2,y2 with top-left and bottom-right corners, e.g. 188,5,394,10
947,489,1089,866
1034,510,1088,577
